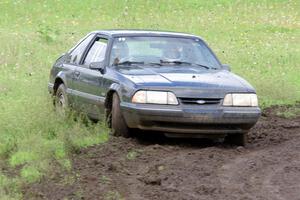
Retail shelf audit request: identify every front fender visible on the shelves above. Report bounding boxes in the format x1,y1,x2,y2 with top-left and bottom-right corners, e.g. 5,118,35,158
109,83,121,94
56,71,68,88
103,69,138,104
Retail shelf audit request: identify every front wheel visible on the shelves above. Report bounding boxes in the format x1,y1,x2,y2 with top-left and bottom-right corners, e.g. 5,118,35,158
111,93,130,137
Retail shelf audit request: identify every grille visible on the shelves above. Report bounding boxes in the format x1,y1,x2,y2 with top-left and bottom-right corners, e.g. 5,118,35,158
179,98,221,105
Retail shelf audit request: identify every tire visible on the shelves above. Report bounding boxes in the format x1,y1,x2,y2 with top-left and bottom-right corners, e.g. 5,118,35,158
54,84,69,116
111,93,130,137
225,133,248,146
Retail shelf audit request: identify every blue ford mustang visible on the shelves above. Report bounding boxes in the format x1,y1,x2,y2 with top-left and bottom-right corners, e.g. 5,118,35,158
48,30,261,145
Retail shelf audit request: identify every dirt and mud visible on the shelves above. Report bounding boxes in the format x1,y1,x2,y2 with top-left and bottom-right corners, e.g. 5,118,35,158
24,106,300,200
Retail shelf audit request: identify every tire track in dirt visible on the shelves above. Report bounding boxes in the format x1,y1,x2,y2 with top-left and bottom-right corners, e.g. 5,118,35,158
23,106,300,200
218,135,300,200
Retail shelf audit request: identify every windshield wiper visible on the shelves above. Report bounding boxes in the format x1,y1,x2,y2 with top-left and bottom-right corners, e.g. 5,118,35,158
160,60,210,69
114,60,144,66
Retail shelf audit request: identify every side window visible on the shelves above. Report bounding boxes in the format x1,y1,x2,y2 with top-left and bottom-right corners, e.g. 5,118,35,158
69,34,94,65
83,37,108,66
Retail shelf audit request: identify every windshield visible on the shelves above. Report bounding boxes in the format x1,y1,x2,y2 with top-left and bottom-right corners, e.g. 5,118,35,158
109,36,221,69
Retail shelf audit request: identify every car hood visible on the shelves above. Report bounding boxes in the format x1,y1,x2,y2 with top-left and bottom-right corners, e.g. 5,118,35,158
116,65,255,98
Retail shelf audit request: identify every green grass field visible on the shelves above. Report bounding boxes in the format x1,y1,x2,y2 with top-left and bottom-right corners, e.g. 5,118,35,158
0,0,299,198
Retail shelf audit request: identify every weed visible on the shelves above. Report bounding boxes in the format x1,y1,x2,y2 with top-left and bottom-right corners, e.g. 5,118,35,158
126,150,139,160
61,174,76,185
9,152,39,167
276,106,300,119
37,24,60,44
105,190,124,200
20,166,41,183
100,175,112,184
74,188,84,200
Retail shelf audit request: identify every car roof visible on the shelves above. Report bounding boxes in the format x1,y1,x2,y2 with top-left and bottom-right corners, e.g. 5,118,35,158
91,29,201,39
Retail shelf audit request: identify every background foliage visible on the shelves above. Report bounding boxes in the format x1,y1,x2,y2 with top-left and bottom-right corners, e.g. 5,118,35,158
0,0,299,199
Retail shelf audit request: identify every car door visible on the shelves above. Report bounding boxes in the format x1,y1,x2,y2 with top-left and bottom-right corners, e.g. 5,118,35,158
72,35,109,119
62,33,95,105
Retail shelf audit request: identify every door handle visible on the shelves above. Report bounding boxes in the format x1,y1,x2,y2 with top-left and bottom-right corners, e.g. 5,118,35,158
74,71,80,77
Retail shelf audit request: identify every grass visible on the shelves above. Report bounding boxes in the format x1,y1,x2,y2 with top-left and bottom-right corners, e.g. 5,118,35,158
276,103,300,118
0,0,299,199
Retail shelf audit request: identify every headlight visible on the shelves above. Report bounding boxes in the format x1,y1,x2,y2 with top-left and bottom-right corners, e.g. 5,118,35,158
223,93,258,107
132,91,179,105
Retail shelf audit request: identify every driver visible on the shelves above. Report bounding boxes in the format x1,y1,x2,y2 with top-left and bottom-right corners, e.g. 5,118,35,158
110,40,129,65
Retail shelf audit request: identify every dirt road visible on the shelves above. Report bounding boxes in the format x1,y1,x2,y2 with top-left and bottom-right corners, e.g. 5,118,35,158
24,106,300,200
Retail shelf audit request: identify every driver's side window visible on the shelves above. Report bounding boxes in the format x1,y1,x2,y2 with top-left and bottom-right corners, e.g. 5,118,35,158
69,34,94,65
83,37,108,67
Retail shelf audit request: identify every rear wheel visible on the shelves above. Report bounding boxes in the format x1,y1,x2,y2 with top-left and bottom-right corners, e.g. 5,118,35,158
111,93,130,137
54,84,68,116
225,133,248,146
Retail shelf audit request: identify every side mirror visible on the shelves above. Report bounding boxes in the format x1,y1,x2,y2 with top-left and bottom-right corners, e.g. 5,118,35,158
90,62,105,74
222,64,231,71
64,53,72,63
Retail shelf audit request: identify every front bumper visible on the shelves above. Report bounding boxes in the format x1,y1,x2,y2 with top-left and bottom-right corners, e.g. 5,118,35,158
121,102,261,134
